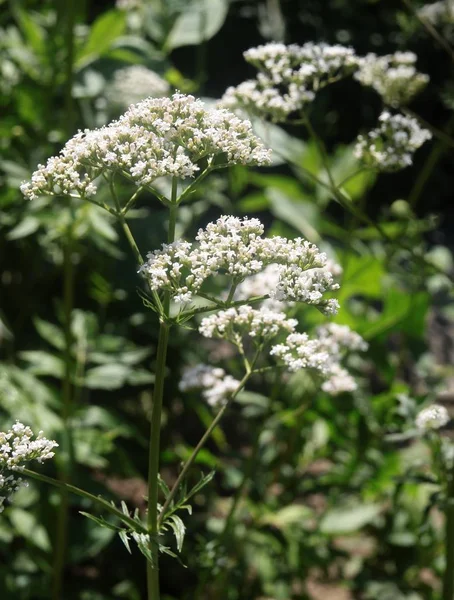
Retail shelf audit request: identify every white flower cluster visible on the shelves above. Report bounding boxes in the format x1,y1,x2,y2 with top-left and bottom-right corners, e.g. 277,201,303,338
354,111,432,171
416,403,450,430
270,323,368,395
419,1,454,26
199,305,298,345
21,94,271,201
0,422,58,513
234,264,288,311
221,42,359,121
179,364,240,407
108,66,170,108
141,216,340,313
355,52,429,107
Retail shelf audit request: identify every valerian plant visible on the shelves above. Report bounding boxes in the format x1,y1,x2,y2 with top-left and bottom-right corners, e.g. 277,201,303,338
16,91,370,600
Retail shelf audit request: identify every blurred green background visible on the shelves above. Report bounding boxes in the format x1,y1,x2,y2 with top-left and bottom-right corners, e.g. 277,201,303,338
1,1,453,598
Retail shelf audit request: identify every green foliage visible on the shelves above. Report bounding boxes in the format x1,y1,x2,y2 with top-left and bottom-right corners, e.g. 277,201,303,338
1,0,453,599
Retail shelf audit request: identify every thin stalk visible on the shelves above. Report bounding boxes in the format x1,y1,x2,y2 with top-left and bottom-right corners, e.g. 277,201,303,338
146,181,178,600
22,469,147,534
52,1,76,593
301,118,453,281
408,113,454,208
52,229,75,600
443,467,454,600
158,369,253,528
110,181,164,315
402,107,454,149
402,0,454,64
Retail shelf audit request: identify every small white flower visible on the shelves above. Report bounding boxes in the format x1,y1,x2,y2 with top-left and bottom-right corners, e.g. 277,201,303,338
199,305,297,344
416,404,450,430
0,422,57,512
21,94,271,201
179,364,240,408
355,52,429,107
221,42,360,122
141,216,340,310
354,111,431,172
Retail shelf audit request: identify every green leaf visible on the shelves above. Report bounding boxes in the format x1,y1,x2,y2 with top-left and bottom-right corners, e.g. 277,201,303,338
33,318,65,350
319,503,381,534
267,188,320,242
80,512,121,532
84,364,131,390
260,505,314,530
118,530,132,554
7,216,39,240
76,10,126,68
167,514,186,552
9,508,51,551
14,9,46,57
165,0,228,49
19,351,64,378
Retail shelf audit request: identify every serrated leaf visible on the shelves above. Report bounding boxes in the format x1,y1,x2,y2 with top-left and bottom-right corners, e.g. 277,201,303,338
168,514,186,552
119,530,132,554
165,0,228,50
158,474,171,498
80,512,121,532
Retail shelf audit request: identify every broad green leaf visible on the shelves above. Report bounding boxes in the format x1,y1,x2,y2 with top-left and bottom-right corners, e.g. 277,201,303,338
165,0,228,50
319,503,381,534
19,351,64,378
7,216,39,240
76,11,126,68
14,9,46,57
84,364,131,390
267,188,320,242
9,508,51,551
33,318,65,350
260,505,313,529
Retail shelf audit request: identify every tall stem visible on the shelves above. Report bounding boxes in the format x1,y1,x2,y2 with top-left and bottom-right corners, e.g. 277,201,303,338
443,467,454,600
146,181,178,600
52,230,75,600
158,369,253,528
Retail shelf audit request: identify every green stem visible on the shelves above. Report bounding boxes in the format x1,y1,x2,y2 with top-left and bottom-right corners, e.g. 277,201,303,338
402,0,454,64
157,369,253,528
146,182,178,600
408,114,454,208
22,469,147,534
443,468,454,600
52,229,75,600
402,108,454,150
300,119,453,281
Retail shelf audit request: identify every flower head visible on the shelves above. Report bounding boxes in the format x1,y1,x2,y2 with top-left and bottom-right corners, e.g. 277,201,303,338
21,94,271,201
416,404,450,430
141,216,340,312
354,111,432,172
0,421,57,512
221,42,359,122
179,364,240,407
355,52,429,107
270,322,368,394
199,305,297,346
